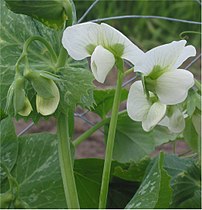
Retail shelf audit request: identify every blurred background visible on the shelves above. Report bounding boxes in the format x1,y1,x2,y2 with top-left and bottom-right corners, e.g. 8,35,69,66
15,0,201,158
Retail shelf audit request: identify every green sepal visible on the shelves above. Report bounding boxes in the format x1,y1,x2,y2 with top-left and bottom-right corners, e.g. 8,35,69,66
25,70,55,99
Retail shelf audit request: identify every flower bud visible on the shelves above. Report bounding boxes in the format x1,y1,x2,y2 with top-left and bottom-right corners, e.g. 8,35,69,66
13,76,26,114
25,70,55,99
36,80,60,116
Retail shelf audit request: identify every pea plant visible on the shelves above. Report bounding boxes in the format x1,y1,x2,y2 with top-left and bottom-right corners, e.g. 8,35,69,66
0,0,201,209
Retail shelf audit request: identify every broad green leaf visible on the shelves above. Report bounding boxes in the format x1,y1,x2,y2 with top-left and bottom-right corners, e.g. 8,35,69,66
8,133,67,208
126,153,172,209
171,163,201,208
105,112,177,163
107,176,139,209
113,157,150,182
105,112,155,163
183,117,199,152
5,0,73,30
0,117,18,183
163,154,194,182
90,88,128,118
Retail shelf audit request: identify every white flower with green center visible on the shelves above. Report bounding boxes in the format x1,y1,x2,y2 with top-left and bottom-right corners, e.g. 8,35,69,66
62,22,144,83
135,40,196,105
127,81,166,132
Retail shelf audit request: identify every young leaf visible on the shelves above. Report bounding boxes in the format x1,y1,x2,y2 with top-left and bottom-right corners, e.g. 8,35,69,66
125,152,172,209
90,88,128,118
0,117,18,183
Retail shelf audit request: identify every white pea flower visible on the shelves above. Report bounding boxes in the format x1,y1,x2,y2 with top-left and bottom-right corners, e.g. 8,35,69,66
159,107,186,133
135,40,196,105
62,22,144,83
127,81,166,132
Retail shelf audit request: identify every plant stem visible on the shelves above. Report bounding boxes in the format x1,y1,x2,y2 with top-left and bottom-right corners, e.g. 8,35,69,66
56,47,67,69
57,113,80,208
124,67,134,76
98,69,124,209
73,110,127,147
73,118,109,147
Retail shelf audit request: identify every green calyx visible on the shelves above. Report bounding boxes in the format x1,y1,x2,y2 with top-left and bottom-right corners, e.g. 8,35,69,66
148,65,167,80
86,44,96,55
109,43,124,58
24,70,56,99
144,76,156,93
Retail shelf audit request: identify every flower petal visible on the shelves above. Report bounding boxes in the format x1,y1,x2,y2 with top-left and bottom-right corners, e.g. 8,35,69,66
91,45,115,83
100,23,144,65
168,108,185,133
127,81,151,121
36,81,60,116
142,102,166,132
173,45,196,69
135,40,187,75
156,69,194,105
18,97,33,116
62,22,101,60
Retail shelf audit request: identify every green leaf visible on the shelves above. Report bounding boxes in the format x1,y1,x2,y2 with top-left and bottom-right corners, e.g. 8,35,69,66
5,0,73,30
126,152,172,209
90,88,128,118
171,163,201,208
107,176,139,209
58,65,94,111
183,117,199,152
163,154,194,182
7,133,67,208
112,157,150,182
105,112,155,163
0,117,18,183
105,112,177,163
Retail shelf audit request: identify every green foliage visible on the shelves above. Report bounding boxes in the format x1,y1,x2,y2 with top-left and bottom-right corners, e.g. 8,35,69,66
105,112,178,163
113,157,150,182
0,118,18,183
171,163,201,208
126,153,172,209
90,88,128,118
5,0,73,29
183,117,199,152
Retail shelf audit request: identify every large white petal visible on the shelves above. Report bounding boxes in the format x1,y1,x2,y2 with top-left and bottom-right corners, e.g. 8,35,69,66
142,102,166,132
156,69,194,105
168,108,185,133
62,22,101,60
135,40,187,75
100,23,144,65
173,45,196,69
127,81,151,121
91,45,115,83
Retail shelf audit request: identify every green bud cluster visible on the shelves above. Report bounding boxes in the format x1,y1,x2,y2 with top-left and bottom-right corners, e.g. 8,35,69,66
6,69,60,117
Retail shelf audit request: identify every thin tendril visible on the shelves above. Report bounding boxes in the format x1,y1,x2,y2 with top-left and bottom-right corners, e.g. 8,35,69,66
90,15,201,25
78,0,100,23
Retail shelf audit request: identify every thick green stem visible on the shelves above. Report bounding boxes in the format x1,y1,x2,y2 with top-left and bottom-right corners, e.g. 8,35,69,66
57,114,80,208
99,70,124,209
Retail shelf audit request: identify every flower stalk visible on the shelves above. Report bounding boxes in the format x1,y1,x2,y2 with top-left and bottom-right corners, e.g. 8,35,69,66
99,64,124,208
